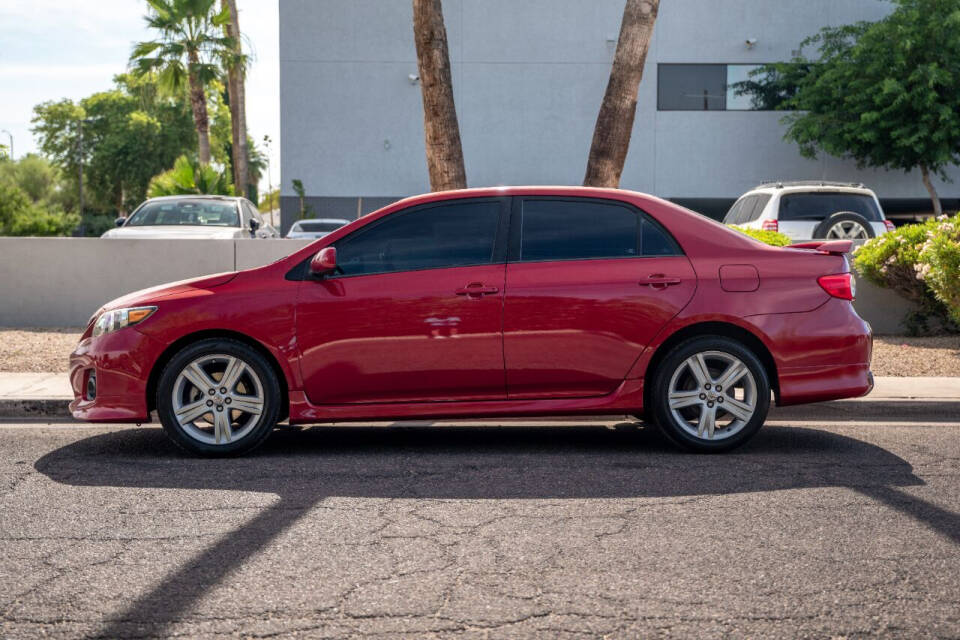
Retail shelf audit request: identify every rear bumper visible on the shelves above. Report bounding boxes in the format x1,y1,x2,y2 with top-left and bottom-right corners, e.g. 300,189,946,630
69,329,164,423
748,298,874,406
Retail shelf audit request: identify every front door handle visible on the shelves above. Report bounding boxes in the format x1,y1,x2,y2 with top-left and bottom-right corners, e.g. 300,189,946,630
455,283,500,297
643,274,682,289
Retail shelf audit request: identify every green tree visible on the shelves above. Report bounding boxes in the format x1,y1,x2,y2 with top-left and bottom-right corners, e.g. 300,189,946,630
755,0,960,215
147,154,234,197
131,0,233,164
32,73,196,228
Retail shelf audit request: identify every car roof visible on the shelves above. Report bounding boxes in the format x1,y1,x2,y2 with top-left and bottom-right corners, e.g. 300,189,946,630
294,218,351,225
144,195,243,203
742,182,877,197
379,186,670,211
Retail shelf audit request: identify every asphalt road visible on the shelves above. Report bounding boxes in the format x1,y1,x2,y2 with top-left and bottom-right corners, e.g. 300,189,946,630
0,418,958,639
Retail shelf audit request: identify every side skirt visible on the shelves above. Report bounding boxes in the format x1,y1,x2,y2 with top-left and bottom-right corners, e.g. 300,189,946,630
287,378,646,424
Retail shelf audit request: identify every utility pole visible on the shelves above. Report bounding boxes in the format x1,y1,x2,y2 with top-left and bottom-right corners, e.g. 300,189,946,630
263,134,274,221
76,118,95,234
77,119,84,223
1,130,12,159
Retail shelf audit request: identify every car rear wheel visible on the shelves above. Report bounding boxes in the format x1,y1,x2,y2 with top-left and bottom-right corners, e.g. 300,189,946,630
649,337,770,452
157,338,281,457
814,211,875,240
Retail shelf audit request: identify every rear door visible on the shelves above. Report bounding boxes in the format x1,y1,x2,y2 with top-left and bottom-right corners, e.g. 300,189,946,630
502,197,696,399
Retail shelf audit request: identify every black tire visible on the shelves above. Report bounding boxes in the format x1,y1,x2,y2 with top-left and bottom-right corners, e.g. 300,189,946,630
649,336,770,453
812,211,875,240
156,338,281,457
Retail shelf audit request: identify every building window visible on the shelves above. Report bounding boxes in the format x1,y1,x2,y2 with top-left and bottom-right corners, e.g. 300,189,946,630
657,64,771,111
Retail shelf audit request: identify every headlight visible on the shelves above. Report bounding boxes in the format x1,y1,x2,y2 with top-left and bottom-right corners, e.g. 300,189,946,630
92,306,157,338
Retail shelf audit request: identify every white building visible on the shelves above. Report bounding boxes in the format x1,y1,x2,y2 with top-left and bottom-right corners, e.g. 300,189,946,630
279,0,959,233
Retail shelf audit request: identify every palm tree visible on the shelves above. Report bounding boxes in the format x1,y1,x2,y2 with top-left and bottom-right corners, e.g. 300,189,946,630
131,0,233,164
583,0,660,188
220,0,249,198
412,0,466,191
147,155,234,197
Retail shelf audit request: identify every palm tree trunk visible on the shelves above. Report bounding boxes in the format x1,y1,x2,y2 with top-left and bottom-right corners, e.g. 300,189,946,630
920,165,943,217
187,52,212,164
412,0,466,192
222,0,249,198
583,0,660,188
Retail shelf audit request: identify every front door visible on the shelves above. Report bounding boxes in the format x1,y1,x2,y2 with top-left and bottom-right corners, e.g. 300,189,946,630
296,198,508,404
503,197,696,399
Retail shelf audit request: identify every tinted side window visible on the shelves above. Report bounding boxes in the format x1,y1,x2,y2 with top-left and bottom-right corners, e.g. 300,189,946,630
723,197,747,224
334,201,500,276
779,193,882,222
747,194,771,222
520,200,638,262
245,201,263,223
641,217,682,256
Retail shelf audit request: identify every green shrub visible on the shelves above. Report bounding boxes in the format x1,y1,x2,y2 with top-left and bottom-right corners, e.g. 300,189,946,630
917,215,960,326
853,215,959,334
0,182,78,237
727,225,792,247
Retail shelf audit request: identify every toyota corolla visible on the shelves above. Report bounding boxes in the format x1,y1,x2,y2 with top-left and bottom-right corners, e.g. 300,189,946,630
70,187,873,456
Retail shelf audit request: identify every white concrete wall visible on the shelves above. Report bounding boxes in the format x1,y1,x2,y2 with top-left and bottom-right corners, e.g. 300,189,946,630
280,0,959,202
0,239,313,327
0,237,916,334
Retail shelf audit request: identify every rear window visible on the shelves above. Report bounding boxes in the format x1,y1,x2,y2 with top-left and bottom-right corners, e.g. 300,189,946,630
778,193,882,222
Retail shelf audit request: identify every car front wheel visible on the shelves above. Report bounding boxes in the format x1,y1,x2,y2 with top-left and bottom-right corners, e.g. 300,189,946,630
157,338,281,457
649,336,770,452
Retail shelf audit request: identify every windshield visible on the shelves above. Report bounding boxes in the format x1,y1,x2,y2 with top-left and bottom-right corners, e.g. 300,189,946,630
126,200,239,227
778,193,882,222
295,221,347,232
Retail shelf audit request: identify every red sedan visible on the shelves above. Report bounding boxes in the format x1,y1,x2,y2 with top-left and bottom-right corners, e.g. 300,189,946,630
69,187,872,456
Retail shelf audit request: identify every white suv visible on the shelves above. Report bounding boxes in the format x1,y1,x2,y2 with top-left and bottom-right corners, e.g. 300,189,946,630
723,181,895,241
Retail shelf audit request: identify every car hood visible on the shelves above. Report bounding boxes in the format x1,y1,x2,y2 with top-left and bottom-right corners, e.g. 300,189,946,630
102,225,242,239
91,272,238,322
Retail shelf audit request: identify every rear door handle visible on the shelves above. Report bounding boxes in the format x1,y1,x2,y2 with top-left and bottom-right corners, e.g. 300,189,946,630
455,283,499,297
643,274,681,289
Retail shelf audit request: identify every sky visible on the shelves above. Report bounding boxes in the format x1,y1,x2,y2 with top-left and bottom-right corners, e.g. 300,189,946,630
0,0,280,193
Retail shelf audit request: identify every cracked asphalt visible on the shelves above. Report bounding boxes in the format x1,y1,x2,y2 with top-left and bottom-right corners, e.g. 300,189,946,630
0,418,958,639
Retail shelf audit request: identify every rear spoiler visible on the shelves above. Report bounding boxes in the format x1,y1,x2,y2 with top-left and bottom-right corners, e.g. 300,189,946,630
787,240,853,255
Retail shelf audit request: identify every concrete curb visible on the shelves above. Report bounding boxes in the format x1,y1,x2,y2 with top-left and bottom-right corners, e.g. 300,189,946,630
0,399,73,419
1,398,955,423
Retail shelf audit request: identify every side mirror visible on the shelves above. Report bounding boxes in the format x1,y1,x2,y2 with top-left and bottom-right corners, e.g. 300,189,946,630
249,218,261,233
309,247,337,277
115,217,126,227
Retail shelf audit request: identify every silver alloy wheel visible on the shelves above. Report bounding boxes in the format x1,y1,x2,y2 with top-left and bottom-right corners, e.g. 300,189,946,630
667,350,757,441
171,354,265,446
826,220,869,240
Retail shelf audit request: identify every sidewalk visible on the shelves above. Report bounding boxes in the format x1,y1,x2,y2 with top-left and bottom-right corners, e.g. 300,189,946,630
0,373,957,421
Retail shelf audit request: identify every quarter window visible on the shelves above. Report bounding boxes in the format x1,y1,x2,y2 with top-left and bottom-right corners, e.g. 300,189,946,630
334,200,501,276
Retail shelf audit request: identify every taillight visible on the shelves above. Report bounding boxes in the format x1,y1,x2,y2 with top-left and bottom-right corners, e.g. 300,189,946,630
762,219,778,232
818,273,856,300
883,219,896,232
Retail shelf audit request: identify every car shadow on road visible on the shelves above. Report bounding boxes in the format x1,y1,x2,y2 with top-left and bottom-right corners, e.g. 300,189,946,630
33,422,958,639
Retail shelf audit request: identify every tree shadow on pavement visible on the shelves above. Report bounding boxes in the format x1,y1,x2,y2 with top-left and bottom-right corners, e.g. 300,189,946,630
33,422,957,638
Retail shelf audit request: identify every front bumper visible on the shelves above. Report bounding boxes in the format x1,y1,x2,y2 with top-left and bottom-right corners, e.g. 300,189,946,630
69,328,166,423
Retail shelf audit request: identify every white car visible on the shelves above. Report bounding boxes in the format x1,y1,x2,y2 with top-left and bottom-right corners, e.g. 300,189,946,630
285,218,351,239
723,181,895,241
102,196,280,239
